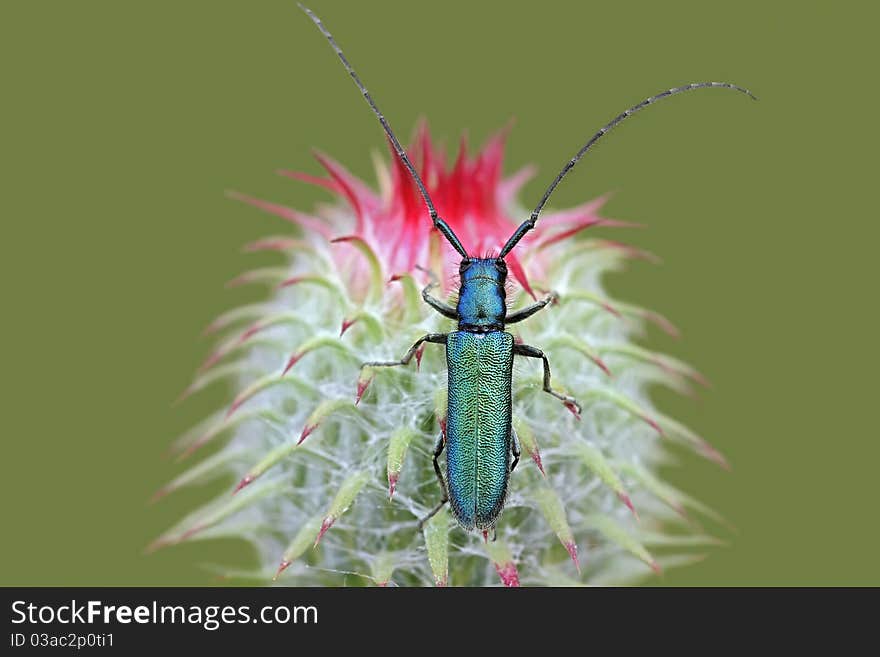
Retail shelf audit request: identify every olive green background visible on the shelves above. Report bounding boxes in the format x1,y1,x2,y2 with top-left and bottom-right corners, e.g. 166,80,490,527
2,1,876,586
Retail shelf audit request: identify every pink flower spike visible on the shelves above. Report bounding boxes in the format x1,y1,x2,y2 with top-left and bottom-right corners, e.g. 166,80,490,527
243,237,303,253
618,492,640,520
642,415,665,437
507,256,536,300
297,424,317,446
312,150,377,224
314,517,335,547
173,383,197,406
148,486,170,505
225,272,253,288
178,433,211,461
388,473,398,500
596,239,662,264
564,541,581,573
238,322,264,342
233,476,253,495
690,369,713,389
495,561,521,587
178,523,206,544
277,275,305,289
642,310,681,339
564,401,582,420
415,344,425,371
225,392,247,419
282,352,303,376
701,441,731,470
538,217,644,250
592,355,613,377
498,164,537,205
143,538,171,555
196,322,266,376
201,319,224,337
355,375,373,405
226,191,332,238
339,317,358,336
538,194,613,228
531,449,546,476
196,350,224,375
601,301,622,318
276,169,342,196
273,560,291,581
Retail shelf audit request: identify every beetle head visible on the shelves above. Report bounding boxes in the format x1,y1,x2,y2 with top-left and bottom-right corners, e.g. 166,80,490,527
456,257,507,331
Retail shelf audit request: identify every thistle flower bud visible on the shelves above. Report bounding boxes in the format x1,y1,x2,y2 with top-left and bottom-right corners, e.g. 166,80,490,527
157,126,725,585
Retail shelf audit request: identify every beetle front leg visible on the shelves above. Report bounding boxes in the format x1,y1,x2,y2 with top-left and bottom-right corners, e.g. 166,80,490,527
361,333,447,370
513,343,582,415
415,265,458,320
505,291,558,324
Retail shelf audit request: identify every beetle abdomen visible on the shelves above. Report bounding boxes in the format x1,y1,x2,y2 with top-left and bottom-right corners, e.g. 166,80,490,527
445,331,514,530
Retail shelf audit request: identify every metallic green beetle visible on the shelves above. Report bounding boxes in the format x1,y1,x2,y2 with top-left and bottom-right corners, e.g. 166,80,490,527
301,4,754,533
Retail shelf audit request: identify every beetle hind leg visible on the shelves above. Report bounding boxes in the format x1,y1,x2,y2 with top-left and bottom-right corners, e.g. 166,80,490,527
417,433,448,533
510,429,521,473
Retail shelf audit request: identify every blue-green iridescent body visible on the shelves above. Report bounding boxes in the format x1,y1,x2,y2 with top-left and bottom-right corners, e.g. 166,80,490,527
444,259,514,530
445,330,514,530
362,244,570,534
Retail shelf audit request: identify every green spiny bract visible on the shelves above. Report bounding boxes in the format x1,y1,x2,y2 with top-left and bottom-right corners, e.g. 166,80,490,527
155,127,725,586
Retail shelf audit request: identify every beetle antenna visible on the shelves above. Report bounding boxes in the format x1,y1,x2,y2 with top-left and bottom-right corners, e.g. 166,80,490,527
499,81,756,257
299,4,469,258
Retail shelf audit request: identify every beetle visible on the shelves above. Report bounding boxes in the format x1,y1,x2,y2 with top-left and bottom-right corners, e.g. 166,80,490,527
299,4,754,535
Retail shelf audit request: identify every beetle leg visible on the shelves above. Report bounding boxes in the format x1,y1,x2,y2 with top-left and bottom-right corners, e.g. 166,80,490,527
361,333,447,370
431,432,448,498
418,433,449,533
423,290,458,320
510,429,521,473
505,291,558,324
417,499,448,533
513,343,583,415
415,265,458,320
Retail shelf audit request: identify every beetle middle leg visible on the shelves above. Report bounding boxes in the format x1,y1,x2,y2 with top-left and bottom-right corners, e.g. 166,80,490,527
513,343,582,414
361,333,447,371
417,433,448,532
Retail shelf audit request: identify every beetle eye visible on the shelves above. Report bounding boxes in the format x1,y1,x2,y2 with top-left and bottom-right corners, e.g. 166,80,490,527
495,259,508,273
459,259,471,273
